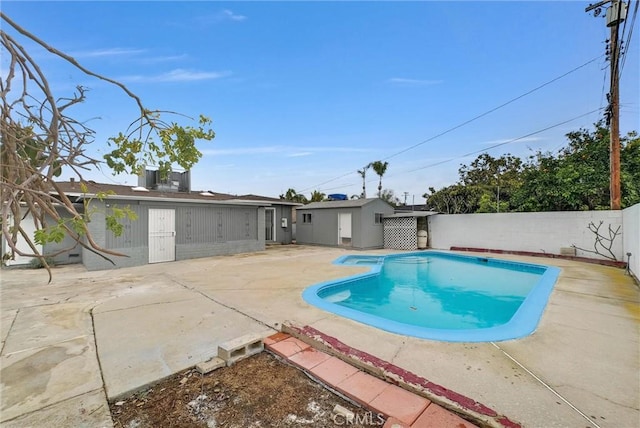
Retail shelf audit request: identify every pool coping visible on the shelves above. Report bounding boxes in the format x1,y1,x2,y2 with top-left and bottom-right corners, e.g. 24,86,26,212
302,251,561,343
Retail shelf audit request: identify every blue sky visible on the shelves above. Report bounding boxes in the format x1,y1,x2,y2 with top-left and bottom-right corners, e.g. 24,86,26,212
3,1,639,203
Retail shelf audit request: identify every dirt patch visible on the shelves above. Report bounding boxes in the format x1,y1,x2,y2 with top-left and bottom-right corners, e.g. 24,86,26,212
110,352,385,427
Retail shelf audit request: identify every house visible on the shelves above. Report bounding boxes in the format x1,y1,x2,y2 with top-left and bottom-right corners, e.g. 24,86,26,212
2,174,300,271
295,198,395,249
135,169,299,246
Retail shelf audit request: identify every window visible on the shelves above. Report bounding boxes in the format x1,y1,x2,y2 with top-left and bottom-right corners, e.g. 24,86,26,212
302,213,312,223
374,213,384,224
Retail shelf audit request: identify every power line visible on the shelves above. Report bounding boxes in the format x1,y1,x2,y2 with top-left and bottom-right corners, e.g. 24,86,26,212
298,56,603,193
386,108,606,177
317,108,605,193
380,56,603,162
297,170,357,193
620,0,639,73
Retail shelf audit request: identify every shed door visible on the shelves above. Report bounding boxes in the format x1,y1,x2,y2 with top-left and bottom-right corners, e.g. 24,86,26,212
149,209,175,264
338,213,352,246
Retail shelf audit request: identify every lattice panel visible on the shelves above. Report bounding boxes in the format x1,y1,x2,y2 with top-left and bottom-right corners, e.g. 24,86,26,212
383,217,418,250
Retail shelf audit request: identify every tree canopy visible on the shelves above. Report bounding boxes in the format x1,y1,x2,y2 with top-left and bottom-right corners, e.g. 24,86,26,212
424,124,639,213
1,13,215,279
371,160,389,198
279,188,308,204
278,189,328,203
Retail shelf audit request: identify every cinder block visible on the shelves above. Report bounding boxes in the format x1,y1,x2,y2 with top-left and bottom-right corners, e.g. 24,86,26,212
560,247,576,256
333,404,355,422
195,357,226,374
218,332,264,366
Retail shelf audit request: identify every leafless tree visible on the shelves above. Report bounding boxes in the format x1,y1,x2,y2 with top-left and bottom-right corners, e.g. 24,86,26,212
1,13,214,281
572,221,621,261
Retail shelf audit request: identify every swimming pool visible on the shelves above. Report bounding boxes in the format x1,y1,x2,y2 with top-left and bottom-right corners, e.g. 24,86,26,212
302,251,560,342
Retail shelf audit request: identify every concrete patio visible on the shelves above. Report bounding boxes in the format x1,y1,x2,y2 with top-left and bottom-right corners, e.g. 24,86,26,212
1,245,638,427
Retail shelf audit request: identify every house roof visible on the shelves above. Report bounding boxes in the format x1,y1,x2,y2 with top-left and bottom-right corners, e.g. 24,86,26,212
299,198,391,210
52,181,300,206
384,211,439,218
233,194,302,206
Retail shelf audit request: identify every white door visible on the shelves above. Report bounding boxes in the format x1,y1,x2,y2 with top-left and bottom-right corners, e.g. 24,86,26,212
148,209,175,264
338,213,352,246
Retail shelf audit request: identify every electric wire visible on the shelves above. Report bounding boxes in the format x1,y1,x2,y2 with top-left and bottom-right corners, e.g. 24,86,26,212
599,60,609,112
315,108,605,193
298,56,604,193
620,0,639,73
384,108,605,177
619,0,630,65
380,56,603,163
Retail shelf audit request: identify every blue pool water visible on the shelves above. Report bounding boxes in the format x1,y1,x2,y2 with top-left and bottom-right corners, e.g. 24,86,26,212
302,252,560,342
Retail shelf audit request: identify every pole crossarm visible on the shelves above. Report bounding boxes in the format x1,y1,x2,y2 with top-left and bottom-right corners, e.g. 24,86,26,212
586,0,612,12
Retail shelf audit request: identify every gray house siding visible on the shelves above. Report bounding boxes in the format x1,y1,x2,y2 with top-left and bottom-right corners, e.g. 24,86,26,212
83,199,264,271
265,205,294,244
176,205,264,260
296,199,394,249
359,202,391,249
280,205,294,244
83,200,148,270
43,207,84,265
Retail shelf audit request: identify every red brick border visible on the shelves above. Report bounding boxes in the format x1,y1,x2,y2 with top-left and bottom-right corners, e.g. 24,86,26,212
449,246,627,269
282,322,521,428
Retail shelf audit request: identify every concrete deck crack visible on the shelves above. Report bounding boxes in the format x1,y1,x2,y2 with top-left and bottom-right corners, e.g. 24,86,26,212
1,334,91,358
585,389,640,411
490,342,603,428
2,301,65,311
0,308,19,356
90,306,115,423
198,286,301,292
555,287,639,304
94,297,198,314
390,340,405,364
0,387,108,425
167,274,276,332
549,318,640,340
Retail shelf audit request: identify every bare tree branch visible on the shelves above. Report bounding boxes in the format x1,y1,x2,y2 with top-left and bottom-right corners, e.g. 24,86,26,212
1,13,214,281
572,221,621,261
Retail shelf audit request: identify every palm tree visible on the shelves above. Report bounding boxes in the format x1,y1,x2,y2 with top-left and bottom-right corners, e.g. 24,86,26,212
357,163,371,198
309,190,326,202
371,160,389,198
279,188,308,204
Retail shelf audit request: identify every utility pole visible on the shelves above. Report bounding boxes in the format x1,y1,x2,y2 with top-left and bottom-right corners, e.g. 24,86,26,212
585,0,627,210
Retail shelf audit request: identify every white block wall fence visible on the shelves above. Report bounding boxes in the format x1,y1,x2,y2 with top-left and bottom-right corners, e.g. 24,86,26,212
622,203,640,281
427,210,625,262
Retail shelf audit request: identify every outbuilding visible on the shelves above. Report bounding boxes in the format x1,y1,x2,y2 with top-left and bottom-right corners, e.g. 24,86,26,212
1,176,300,271
295,198,394,249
